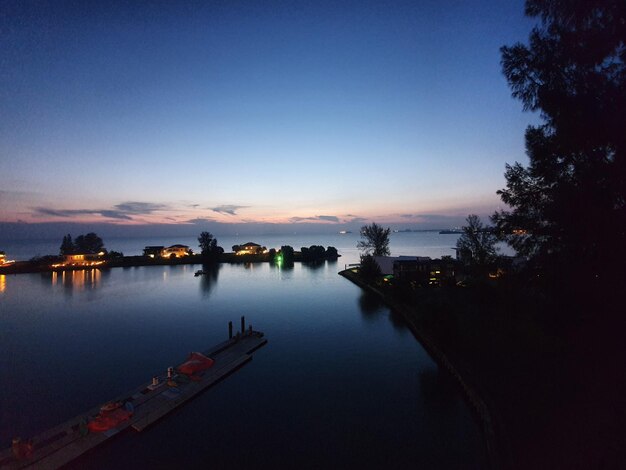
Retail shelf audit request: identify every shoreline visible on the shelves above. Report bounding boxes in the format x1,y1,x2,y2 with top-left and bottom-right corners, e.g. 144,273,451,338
0,253,340,275
338,268,504,470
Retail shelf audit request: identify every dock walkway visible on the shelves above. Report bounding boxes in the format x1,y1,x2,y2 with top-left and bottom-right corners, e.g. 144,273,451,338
0,324,267,470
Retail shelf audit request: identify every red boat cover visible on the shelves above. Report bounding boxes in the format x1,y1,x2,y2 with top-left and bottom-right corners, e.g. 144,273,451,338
88,407,133,432
177,352,215,376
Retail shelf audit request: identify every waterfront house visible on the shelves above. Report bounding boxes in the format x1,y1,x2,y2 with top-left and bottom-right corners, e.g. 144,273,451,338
393,257,456,287
162,244,191,258
372,256,428,275
235,242,265,255
143,246,165,258
62,252,105,267
0,251,5,265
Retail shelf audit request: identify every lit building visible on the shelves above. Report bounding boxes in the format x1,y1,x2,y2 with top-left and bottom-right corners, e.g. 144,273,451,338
57,252,106,267
143,246,165,258
162,245,191,258
235,242,265,255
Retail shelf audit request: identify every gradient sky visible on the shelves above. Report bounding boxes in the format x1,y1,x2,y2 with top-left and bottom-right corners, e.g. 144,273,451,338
1,0,537,234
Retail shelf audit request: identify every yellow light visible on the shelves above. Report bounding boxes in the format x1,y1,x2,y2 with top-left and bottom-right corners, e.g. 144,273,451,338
0,275,6,293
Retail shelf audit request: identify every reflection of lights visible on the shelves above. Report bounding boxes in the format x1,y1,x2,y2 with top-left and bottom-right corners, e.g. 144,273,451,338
0,275,6,293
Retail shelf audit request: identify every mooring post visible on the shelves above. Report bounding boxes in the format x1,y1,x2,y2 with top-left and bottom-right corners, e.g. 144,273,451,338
241,316,245,334
228,321,233,339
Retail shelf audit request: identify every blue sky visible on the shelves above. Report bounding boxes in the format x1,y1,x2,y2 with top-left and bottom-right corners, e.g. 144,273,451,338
0,0,537,236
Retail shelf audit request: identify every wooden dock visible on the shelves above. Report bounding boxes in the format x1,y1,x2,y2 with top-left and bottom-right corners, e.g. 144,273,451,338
0,323,267,470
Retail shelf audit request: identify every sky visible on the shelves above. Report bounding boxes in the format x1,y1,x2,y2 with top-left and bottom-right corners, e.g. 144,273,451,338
0,0,538,239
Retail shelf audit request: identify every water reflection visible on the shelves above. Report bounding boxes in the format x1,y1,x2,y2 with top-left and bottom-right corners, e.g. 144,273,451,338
0,274,5,293
199,264,220,297
302,260,325,271
358,290,385,316
45,269,102,294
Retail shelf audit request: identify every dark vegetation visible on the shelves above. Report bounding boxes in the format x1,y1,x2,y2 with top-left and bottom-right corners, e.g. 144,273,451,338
197,231,224,262
349,3,626,468
59,232,106,255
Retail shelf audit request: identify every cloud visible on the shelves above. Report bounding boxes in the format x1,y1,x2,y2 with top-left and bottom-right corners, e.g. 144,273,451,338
186,217,216,224
34,207,131,220
99,210,133,220
114,202,167,214
290,215,340,223
32,200,168,221
211,205,249,215
347,217,367,224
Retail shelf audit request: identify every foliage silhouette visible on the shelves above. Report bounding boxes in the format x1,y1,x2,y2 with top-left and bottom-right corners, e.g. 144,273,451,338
456,215,498,271
198,231,223,261
357,223,391,256
493,0,626,290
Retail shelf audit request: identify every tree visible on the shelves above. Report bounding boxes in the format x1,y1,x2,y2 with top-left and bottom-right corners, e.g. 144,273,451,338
280,245,294,264
326,246,339,259
73,233,104,254
357,223,391,256
456,215,498,269
493,0,626,286
198,232,223,261
198,232,217,255
59,234,75,255
359,255,382,282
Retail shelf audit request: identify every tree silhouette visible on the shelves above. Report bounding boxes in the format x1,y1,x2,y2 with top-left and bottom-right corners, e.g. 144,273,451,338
59,234,75,255
73,233,104,254
357,223,391,256
493,0,626,287
456,215,497,269
198,231,223,261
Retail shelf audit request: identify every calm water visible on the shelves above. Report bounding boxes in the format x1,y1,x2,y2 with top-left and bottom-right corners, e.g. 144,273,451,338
0,257,486,468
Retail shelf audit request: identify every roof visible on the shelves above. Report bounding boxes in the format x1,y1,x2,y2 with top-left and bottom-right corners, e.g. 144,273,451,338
166,244,189,249
241,242,261,247
373,256,432,275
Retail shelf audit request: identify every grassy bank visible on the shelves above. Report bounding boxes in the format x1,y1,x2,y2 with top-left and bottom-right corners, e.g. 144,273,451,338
340,269,626,470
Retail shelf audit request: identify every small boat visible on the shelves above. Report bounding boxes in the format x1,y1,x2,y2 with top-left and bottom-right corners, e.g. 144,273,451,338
194,270,205,277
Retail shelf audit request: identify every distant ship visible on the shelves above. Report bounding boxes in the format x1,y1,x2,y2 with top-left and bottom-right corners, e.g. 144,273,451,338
439,229,462,234
338,230,352,234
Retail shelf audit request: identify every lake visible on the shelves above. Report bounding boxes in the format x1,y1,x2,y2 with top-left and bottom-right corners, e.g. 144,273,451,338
0,236,487,469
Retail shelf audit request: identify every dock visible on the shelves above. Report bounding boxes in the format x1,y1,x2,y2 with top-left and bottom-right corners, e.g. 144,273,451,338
0,319,267,470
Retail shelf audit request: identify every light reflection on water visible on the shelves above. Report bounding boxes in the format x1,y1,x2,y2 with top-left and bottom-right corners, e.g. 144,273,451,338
0,263,486,469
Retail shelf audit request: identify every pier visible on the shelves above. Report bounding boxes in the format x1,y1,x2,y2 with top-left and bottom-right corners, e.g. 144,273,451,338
0,320,267,470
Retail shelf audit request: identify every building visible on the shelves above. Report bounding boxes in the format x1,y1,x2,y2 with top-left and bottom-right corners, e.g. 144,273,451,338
143,246,165,258
0,251,6,265
372,256,430,275
162,245,191,258
393,257,457,287
235,242,265,255
61,252,105,267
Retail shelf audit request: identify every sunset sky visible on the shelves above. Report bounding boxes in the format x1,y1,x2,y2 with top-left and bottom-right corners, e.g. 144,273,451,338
1,0,536,236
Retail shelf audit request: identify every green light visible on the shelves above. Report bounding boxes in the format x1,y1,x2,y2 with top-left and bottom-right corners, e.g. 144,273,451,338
275,253,283,265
